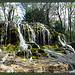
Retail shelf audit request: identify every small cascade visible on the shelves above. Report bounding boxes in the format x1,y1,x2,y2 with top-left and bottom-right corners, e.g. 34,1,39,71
58,36,75,53
26,23,40,49
18,23,28,59
18,23,32,60
18,23,28,50
37,23,51,45
67,45,75,53
26,23,36,42
0,48,2,52
26,49,32,59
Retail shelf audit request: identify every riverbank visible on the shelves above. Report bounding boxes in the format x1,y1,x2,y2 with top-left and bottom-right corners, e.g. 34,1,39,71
0,52,70,73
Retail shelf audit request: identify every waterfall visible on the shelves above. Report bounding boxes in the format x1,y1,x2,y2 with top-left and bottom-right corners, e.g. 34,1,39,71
58,36,66,46
18,23,28,50
58,36,75,53
26,23,36,42
37,23,51,45
26,23,40,49
18,23,33,60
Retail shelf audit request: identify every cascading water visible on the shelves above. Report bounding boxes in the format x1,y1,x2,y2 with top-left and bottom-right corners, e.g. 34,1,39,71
26,23,36,42
26,23,40,49
18,23,28,50
0,48,2,52
58,36,75,53
18,23,33,60
18,23,28,59
37,23,51,45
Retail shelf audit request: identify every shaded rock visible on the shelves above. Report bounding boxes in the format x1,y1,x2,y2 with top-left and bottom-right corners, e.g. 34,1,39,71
69,42,75,49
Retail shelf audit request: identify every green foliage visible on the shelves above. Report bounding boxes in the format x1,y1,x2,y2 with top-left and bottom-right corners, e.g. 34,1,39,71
50,54,56,58
54,21,65,34
28,43,39,48
42,45,59,50
1,43,17,51
1,45,6,51
22,8,46,25
6,43,16,51
54,48,67,54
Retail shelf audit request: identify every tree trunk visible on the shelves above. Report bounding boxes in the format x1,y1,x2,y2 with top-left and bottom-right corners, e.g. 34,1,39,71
69,7,72,42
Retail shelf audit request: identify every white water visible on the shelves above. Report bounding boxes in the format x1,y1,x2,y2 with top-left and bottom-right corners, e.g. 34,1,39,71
69,70,75,73
26,23,40,49
18,23,33,60
18,23,28,50
0,48,2,52
26,23,36,42
18,23,28,59
37,23,51,45
58,36,75,53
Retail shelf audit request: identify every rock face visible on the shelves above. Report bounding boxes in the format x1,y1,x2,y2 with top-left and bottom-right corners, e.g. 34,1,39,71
0,52,69,73
0,21,19,46
0,21,75,73
0,21,62,59
0,22,60,47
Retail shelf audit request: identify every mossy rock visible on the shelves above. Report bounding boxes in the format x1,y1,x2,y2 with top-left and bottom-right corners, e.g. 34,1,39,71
32,56,38,59
50,54,56,58
38,49,47,57
11,27,18,33
1,45,6,51
8,27,20,46
6,43,16,51
1,43,17,51
42,45,50,49
24,28,29,42
28,45,32,49
30,48,47,59
42,45,59,50
29,43,39,48
31,48,40,57
16,49,32,58
54,48,67,54
16,49,26,58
